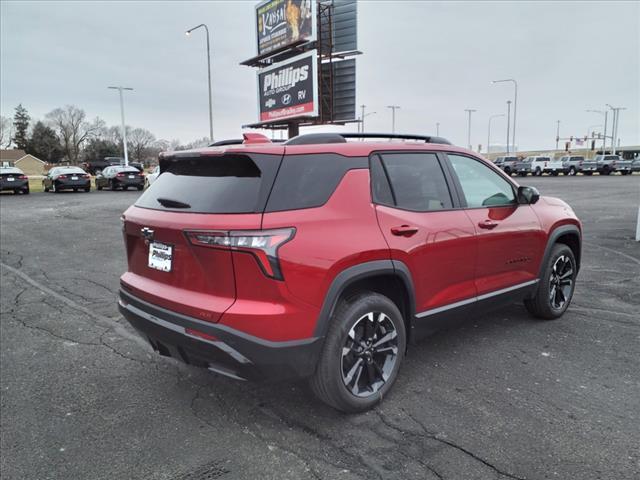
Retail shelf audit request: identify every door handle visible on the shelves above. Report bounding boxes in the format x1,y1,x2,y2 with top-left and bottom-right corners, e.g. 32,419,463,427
478,219,498,230
391,225,419,237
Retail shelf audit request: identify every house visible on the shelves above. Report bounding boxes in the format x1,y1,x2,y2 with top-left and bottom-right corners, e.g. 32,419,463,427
0,149,46,176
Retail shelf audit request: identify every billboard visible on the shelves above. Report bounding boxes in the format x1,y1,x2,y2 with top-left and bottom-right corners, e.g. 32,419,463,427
256,0,316,56
257,50,318,123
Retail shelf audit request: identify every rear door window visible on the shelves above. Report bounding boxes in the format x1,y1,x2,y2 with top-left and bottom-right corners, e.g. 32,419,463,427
135,153,282,213
372,152,453,211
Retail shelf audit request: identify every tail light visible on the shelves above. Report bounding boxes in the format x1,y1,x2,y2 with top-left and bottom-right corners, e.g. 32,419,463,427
83,174,90,178
185,228,295,280
116,173,125,177
58,175,67,179
18,175,27,179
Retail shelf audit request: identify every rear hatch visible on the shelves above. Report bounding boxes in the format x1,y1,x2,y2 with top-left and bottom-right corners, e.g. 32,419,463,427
121,147,284,322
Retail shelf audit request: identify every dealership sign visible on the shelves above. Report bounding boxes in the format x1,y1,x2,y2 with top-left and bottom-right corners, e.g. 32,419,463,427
256,0,316,56
257,50,318,123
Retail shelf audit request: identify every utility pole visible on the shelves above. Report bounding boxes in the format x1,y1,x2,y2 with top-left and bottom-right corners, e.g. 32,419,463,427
464,109,476,150
186,24,214,142
108,86,133,166
487,114,505,155
505,101,511,154
607,105,626,155
386,105,400,134
492,78,518,153
436,122,440,136
556,120,560,150
360,104,366,133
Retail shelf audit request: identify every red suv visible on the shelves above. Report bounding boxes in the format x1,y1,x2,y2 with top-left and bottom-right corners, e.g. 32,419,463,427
119,132,581,412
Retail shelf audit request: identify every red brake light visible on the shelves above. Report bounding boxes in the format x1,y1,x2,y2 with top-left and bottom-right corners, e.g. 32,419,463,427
185,328,218,342
58,174,67,179
116,173,125,177
83,174,91,178
185,228,295,280
18,175,27,179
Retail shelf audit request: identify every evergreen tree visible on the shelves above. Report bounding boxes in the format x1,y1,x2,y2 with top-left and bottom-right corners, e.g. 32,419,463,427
12,104,30,150
27,121,63,162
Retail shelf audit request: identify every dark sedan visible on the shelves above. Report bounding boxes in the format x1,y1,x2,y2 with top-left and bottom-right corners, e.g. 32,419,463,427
95,166,144,191
43,166,91,193
0,167,29,194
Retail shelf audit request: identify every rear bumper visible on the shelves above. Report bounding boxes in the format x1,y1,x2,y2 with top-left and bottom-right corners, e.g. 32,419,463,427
0,181,28,190
118,289,322,381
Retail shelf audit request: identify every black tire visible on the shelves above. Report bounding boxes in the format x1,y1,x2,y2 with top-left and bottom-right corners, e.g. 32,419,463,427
551,171,559,176
137,185,143,191
518,172,527,177
621,171,629,176
53,182,60,193
504,167,511,175
602,166,610,175
535,168,542,176
110,180,117,191
568,167,576,176
584,171,593,175
84,187,90,192
97,184,103,191
43,183,49,192
23,188,29,195
73,188,78,192
309,292,406,413
525,243,577,320
13,189,19,194
123,185,129,191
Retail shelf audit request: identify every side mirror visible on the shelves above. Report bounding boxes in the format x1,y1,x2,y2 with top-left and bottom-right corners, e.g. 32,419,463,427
517,186,540,205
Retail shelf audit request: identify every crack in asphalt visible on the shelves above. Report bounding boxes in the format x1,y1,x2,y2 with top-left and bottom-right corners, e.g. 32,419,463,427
393,410,528,480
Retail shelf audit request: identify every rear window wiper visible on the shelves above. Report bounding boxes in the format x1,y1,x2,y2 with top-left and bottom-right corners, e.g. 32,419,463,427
156,197,191,209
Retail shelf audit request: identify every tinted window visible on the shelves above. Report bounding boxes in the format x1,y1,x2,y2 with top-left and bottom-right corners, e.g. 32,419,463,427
266,154,367,212
448,154,516,208
370,155,394,205
136,153,281,214
374,153,452,211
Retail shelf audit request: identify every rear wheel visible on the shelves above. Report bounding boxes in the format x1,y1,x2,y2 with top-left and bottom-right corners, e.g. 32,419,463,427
601,166,610,175
310,292,406,413
73,188,78,192
52,182,59,193
535,168,542,176
123,185,129,191
568,167,576,176
525,243,576,320
551,171,559,176
137,185,143,191
84,186,90,192
504,167,511,175
110,180,117,191
584,171,593,175
22,187,29,194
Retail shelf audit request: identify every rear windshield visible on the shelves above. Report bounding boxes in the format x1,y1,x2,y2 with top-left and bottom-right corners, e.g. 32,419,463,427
115,167,140,174
0,168,22,175
60,167,86,174
135,153,281,214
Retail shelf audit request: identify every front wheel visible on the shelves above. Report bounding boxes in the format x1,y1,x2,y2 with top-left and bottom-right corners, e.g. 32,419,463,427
84,186,91,192
568,167,576,176
535,168,542,176
309,292,406,413
525,243,577,320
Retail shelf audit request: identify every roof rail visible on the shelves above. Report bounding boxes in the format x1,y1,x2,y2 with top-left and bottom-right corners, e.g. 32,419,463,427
285,132,452,146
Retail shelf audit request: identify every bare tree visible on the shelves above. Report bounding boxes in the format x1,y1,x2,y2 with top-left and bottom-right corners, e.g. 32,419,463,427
45,105,103,162
0,115,14,148
128,128,156,162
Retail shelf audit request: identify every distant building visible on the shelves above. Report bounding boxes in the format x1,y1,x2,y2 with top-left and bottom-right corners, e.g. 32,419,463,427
0,149,46,176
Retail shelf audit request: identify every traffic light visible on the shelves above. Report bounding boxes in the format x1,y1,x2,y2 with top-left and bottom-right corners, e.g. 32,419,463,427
565,141,570,152
591,140,596,151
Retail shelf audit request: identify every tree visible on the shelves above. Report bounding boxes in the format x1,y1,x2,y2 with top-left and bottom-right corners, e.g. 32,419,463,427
45,105,102,162
0,115,12,148
128,128,155,162
12,104,30,150
82,138,120,161
26,121,64,162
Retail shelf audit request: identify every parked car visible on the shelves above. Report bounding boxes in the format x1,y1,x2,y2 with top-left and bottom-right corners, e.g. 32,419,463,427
0,166,29,194
560,155,598,176
82,157,123,175
145,165,160,188
595,155,633,175
118,132,582,413
493,156,519,175
95,165,145,191
43,166,91,193
630,158,640,173
515,156,563,176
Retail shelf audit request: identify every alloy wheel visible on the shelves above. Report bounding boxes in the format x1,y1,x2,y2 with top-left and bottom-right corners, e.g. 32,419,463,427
549,255,574,310
341,311,399,398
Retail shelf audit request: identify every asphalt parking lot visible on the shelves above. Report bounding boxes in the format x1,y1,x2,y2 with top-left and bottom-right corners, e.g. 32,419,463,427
1,175,639,480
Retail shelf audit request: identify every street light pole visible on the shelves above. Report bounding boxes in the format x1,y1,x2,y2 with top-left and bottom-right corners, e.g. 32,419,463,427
186,24,214,142
505,101,511,154
108,86,133,166
492,78,518,153
436,122,440,136
360,104,366,133
464,109,476,150
555,120,560,150
386,105,400,134
587,109,608,154
606,105,626,155
487,114,505,155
